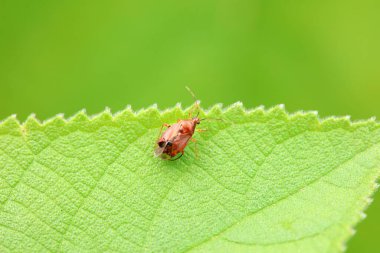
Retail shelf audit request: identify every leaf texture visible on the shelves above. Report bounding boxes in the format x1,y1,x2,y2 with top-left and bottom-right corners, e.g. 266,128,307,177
0,104,379,253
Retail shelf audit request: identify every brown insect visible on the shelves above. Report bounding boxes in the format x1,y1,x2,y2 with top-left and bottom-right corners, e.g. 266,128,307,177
154,87,206,161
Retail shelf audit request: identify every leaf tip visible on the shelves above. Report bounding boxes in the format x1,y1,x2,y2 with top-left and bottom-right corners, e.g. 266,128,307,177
104,106,112,114
310,110,319,115
223,102,246,120
226,101,245,111
25,113,41,124
175,102,183,109
68,110,90,125
1,114,20,125
54,113,65,119
267,104,288,120
344,115,352,121
0,114,22,136
206,103,224,116
320,116,352,131
124,104,133,110
23,114,43,132
364,197,373,205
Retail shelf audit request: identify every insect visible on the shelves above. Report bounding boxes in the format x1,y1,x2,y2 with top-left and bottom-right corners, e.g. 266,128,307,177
154,87,206,161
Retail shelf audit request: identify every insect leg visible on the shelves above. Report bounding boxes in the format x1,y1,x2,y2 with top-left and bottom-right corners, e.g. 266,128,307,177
190,138,198,159
156,123,171,141
169,153,183,161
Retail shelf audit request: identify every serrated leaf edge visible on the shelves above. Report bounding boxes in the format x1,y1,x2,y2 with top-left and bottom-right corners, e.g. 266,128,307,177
0,102,378,129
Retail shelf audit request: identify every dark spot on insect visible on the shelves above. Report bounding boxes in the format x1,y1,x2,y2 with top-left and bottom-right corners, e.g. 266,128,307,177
167,141,173,146
158,141,165,148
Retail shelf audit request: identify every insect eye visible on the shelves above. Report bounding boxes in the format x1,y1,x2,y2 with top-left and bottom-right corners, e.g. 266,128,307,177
167,141,173,146
158,141,165,148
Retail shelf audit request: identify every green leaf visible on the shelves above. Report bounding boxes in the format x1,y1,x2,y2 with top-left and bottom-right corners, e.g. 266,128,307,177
0,104,379,253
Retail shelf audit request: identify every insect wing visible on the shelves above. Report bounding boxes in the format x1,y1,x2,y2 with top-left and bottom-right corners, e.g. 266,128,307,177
154,143,167,157
174,133,193,151
155,123,183,158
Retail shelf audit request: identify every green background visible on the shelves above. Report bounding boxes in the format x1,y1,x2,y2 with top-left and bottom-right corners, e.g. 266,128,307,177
0,1,379,252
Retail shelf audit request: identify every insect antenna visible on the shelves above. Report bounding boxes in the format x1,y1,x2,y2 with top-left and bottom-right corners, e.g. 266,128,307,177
185,86,200,118
185,86,198,102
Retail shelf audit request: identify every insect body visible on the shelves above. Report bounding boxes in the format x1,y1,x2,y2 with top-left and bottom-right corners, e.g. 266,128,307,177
154,87,203,161
155,118,201,160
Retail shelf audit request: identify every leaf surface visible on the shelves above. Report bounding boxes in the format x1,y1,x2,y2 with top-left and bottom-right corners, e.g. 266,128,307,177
0,104,379,253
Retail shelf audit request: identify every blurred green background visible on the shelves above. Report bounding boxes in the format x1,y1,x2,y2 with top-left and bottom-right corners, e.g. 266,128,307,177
0,0,379,252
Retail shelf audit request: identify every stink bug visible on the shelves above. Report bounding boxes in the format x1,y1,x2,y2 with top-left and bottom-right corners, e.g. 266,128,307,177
154,87,206,161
